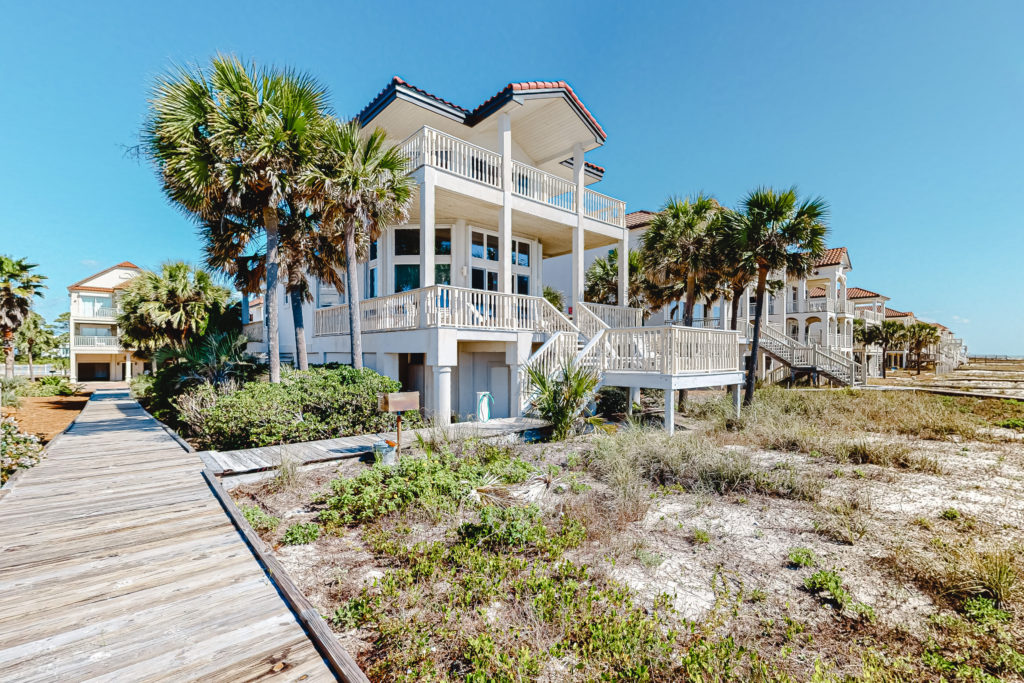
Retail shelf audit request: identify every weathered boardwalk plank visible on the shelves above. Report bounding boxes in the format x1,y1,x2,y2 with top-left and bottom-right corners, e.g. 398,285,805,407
0,389,339,682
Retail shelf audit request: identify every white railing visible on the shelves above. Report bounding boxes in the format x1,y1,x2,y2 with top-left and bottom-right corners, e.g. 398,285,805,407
313,286,578,337
599,326,741,375
518,331,578,412
856,309,884,324
512,161,576,212
242,321,264,343
689,317,725,330
400,126,502,189
794,299,835,314
575,303,609,339
74,335,119,348
840,300,855,315
75,306,117,319
581,301,643,329
583,188,626,227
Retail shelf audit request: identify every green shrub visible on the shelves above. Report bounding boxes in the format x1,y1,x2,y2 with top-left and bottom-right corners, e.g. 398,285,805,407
596,386,630,417
174,366,420,450
997,417,1024,431
282,522,320,545
241,504,280,533
787,547,817,568
1,416,42,483
940,508,961,521
804,569,851,609
0,376,24,408
457,505,548,551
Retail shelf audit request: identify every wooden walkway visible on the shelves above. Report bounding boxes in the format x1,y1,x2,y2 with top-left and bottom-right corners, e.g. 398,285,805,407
200,416,549,476
0,389,337,682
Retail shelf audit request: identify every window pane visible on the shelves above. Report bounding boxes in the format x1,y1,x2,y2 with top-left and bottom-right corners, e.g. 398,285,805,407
487,271,498,291
435,264,451,285
517,275,530,295
435,228,451,256
486,235,498,261
366,267,378,299
471,232,485,259
518,242,530,267
394,264,420,292
370,240,378,261
394,229,420,256
471,267,484,290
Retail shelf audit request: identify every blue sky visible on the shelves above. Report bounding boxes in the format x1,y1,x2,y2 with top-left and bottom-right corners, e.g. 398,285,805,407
2,0,1021,353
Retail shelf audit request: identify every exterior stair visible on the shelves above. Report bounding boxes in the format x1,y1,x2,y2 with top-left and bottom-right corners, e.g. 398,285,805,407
749,322,864,387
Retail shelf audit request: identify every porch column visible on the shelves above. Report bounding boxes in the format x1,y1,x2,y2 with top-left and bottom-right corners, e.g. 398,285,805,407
664,389,675,435
420,168,436,287
498,112,513,294
618,231,629,308
571,143,586,316
124,353,132,382
433,365,452,426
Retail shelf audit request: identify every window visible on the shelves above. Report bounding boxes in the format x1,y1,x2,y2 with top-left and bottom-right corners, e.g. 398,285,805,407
471,230,499,262
435,264,451,285
435,228,451,255
471,267,498,292
394,229,419,256
486,235,498,261
471,232,485,259
369,239,378,261
365,267,379,299
516,274,530,295
487,271,498,291
394,264,420,292
317,282,339,308
471,267,484,290
512,240,530,267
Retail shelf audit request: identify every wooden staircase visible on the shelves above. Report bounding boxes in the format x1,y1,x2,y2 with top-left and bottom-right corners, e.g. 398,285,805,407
749,322,864,386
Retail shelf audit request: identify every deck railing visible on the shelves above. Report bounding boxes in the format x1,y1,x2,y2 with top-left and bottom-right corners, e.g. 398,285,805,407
401,127,502,189
855,309,884,324
74,306,118,319
583,188,626,227
581,301,643,329
689,316,725,330
313,286,578,337
598,326,741,375
518,331,578,412
74,335,120,348
512,161,576,211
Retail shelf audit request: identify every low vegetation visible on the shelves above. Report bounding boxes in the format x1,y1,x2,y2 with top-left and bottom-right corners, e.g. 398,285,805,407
233,386,1024,681
1,416,42,483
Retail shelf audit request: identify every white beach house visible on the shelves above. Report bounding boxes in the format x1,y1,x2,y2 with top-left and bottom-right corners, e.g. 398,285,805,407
67,262,145,382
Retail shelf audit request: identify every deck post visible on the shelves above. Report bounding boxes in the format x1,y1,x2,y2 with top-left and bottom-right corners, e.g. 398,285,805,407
664,389,675,435
628,386,639,416
570,143,586,316
498,112,513,294
618,230,629,307
434,365,452,425
733,382,741,418
420,168,436,287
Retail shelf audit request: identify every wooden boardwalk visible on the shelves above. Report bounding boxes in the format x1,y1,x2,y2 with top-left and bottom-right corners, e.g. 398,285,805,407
200,416,549,476
0,389,337,682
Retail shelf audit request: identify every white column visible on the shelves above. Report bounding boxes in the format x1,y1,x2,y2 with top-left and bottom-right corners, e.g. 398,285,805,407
733,382,742,418
498,112,513,294
434,365,452,425
571,143,586,316
628,387,639,416
618,230,629,308
420,169,436,287
124,353,132,381
69,350,76,382
664,389,675,435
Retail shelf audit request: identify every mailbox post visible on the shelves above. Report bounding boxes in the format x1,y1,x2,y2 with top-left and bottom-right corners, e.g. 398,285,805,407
377,391,420,455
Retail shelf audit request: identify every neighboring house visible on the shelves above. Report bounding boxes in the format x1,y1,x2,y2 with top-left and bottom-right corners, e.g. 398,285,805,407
847,287,890,376
246,78,744,431
68,262,145,382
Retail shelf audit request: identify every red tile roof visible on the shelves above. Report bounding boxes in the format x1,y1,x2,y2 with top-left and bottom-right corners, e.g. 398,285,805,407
808,286,826,297
846,287,883,299
114,261,140,269
814,247,848,267
626,210,656,229
885,307,913,318
494,81,606,140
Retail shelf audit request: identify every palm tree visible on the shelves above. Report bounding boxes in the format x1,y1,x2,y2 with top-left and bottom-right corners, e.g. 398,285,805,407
299,118,413,370
144,55,329,383
117,262,231,352
1,256,46,378
155,330,254,389
542,286,565,313
640,195,723,326
584,248,649,309
906,322,940,374
715,212,759,331
727,187,828,404
863,321,909,379
526,360,601,441
14,312,56,379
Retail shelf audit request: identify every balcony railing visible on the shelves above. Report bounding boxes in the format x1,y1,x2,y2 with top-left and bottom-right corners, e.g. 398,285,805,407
581,301,643,328
592,326,741,375
314,286,577,337
74,335,120,348
855,309,884,324
74,306,118,319
400,126,626,227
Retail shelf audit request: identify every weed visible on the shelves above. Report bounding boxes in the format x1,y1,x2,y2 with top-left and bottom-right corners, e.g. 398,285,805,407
281,522,320,545
633,542,664,568
940,507,961,521
692,528,712,545
814,493,871,545
241,504,280,533
787,547,817,569
804,569,852,609
271,453,298,491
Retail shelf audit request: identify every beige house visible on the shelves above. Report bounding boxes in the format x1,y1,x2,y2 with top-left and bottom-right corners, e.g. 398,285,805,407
68,262,144,382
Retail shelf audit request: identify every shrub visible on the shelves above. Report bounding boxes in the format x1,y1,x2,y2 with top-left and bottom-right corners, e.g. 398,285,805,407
282,522,320,545
787,547,817,568
0,376,24,408
595,386,630,417
525,360,600,441
1,416,42,483
241,504,280,533
174,366,420,450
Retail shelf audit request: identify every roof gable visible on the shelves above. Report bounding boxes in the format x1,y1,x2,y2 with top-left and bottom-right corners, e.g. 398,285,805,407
68,262,141,291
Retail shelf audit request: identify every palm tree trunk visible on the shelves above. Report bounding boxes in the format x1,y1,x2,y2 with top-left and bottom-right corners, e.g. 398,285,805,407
743,268,769,405
881,345,888,379
4,332,13,379
684,272,696,326
345,225,363,370
28,349,33,380
290,292,308,371
729,283,743,331
263,207,282,383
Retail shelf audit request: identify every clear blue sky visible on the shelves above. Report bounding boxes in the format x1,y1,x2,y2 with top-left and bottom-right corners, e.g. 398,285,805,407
2,0,1021,353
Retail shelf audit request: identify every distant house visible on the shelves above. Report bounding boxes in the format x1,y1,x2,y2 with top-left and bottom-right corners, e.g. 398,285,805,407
67,262,144,382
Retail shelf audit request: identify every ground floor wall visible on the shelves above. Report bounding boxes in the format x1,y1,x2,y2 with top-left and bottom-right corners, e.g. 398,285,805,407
70,352,145,383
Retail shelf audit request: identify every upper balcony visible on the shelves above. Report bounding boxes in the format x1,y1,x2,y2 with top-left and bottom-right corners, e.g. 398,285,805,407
73,335,121,349
855,308,884,324
73,304,119,320
400,127,626,229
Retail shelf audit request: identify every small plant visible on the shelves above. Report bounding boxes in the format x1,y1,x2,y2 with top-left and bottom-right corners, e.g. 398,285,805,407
814,494,871,545
940,508,961,521
241,504,280,533
1,416,42,483
526,360,601,441
962,596,1010,625
787,547,817,569
271,453,299,491
804,569,851,609
692,528,712,545
633,542,664,568
282,522,320,545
